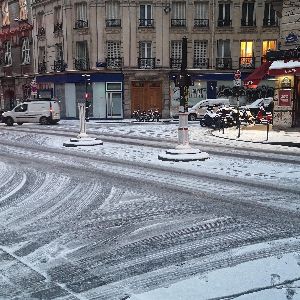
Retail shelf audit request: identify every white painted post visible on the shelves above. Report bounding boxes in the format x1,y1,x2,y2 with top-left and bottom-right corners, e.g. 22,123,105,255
77,103,88,139
176,112,190,149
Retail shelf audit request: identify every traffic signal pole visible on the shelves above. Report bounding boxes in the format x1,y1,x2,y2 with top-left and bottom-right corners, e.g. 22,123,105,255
158,37,209,162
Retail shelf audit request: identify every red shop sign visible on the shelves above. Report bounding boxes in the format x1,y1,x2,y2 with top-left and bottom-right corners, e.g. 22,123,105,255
278,89,291,106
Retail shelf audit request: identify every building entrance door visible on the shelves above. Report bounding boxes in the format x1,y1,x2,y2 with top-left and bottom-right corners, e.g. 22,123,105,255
295,76,300,127
106,92,122,118
131,81,162,113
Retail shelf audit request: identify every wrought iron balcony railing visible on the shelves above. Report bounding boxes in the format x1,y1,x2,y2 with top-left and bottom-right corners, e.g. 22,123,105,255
194,19,209,27
263,18,278,27
37,27,46,36
105,19,121,27
74,58,89,71
106,57,122,69
53,22,63,33
170,58,182,69
193,58,209,69
74,19,88,29
138,58,156,69
217,19,232,27
216,57,232,70
38,61,47,73
241,19,256,26
239,57,255,69
139,19,154,27
53,59,67,72
171,19,186,27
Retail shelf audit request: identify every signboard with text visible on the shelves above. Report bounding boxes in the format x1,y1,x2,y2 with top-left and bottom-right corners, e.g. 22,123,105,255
278,89,292,106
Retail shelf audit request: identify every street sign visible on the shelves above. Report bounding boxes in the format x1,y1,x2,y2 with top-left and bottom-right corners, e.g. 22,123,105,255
234,70,241,80
233,79,242,86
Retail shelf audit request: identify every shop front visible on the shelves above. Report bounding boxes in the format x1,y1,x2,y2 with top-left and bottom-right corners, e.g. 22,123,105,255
36,72,123,119
169,72,271,117
268,60,300,128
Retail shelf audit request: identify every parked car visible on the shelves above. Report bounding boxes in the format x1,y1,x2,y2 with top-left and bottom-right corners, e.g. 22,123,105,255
2,98,60,126
173,98,230,121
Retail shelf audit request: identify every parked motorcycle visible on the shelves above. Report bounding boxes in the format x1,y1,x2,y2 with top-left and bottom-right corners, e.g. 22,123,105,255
132,108,160,122
199,110,218,127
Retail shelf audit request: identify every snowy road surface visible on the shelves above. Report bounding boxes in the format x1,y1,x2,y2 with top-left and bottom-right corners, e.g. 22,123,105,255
0,121,299,300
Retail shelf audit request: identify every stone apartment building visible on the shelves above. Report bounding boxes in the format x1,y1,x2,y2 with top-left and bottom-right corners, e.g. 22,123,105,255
0,0,34,111
31,0,280,119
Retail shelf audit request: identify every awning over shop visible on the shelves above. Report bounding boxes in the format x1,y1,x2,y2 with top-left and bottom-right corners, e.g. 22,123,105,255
268,60,300,76
243,61,272,86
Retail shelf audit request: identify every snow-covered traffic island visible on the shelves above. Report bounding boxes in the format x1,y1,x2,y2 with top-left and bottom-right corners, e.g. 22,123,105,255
0,120,299,300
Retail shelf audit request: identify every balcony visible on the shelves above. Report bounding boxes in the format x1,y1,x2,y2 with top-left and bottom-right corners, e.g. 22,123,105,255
74,19,88,29
170,58,182,69
263,18,278,27
38,61,47,73
171,19,186,27
106,57,122,69
74,58,89,71
139,19,154,27
105,19,121,27
217,19,232,27
193,58,209,69
53,59,67,72
194,19,209,28
138,58,156,69
216,58,232,70
239,57,255,69
53,22,63,33
241,19,256,27
37,27,46,37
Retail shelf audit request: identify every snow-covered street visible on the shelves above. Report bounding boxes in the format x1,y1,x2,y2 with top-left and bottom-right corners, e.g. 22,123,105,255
0,120,299,300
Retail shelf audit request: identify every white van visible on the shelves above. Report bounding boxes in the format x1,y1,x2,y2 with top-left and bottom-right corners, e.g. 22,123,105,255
2,98,60,126
187,98,230,121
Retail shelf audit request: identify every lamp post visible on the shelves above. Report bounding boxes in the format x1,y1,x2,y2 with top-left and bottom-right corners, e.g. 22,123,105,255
82,74,90,122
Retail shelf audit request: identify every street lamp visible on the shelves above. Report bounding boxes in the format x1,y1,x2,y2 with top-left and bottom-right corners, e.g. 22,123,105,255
82,74,91,122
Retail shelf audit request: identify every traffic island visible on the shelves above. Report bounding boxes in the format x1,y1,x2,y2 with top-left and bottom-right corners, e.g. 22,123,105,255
158,147,209,162
63,137,103,147
63,103,103,147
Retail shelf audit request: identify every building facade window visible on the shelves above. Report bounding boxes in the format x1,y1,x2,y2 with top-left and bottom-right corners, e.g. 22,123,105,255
194,1,209,27
54,43,65,72
107,41,122,68
171,2,186,27
55,43,63,61
138,41,155,69
218,3,231,27
263,3,278,26
75,41,89,70
171,40,182,69
21,37,30,64
105,1,121,27
216,39,232,69
4,41,12,66
54,6,63,32
240,40,255,68
75,2,88,28
241,1,256,26
37,12,45,36
139,4,153,27
194,40,208,69
38,46,46,73
262,40,276,62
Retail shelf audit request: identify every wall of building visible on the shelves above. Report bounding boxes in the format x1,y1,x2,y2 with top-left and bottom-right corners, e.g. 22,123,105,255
31,0,281,119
